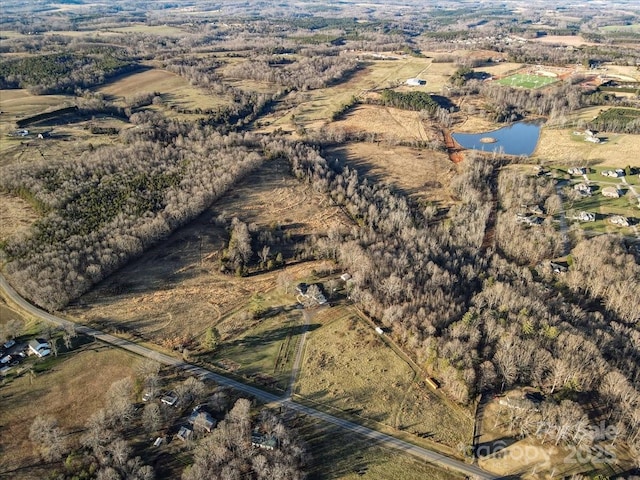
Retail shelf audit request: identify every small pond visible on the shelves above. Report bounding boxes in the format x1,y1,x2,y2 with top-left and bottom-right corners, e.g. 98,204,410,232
452,121,543,156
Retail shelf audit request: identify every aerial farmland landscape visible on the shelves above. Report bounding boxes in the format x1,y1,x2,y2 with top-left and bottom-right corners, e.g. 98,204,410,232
0,1,639,479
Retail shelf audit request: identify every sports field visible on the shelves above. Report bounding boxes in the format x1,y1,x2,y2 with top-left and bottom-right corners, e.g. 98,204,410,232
497,73,558,89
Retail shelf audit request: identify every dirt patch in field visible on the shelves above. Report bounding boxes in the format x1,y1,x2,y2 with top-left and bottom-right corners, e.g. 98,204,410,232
67,157,350,344
0,346,136,478
326,141,456,205
0,192,40,242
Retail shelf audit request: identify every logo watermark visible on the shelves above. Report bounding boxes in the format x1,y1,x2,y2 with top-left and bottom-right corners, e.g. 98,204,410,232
466,421,618,465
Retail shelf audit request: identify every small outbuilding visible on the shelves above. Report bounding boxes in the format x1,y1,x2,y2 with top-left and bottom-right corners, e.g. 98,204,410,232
406,78,426,86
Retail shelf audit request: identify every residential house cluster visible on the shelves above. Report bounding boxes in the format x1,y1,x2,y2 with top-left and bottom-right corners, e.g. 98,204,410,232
601,169,625,178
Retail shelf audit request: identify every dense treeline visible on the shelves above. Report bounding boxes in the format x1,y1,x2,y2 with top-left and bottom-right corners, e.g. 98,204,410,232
0,125,264,310
225,55,359,91
0,50,137,94
376,89,439,113
495,169,564,264
264,140,493,402
587,107,640,134
450,79,619,122
262,139,639,461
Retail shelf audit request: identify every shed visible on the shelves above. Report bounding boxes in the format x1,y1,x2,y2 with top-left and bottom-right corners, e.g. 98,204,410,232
375,327,384,335
406,78,426,86
425,377,439,389
176,426,193,442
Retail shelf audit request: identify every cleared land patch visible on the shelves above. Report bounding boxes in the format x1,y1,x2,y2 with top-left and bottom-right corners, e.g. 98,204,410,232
0,89,73,136
0,192,40,242
0,345,136,478
331,104,435,143
210,306,304,391
326,141,456,205
297,310,473,449
534,127,640,167
67,157,350,344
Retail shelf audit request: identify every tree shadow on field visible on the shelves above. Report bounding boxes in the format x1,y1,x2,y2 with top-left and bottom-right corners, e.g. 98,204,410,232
225,323,321,349
474,436,517,458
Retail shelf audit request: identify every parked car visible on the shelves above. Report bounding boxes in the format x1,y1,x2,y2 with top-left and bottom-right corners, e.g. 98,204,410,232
3,339,15,349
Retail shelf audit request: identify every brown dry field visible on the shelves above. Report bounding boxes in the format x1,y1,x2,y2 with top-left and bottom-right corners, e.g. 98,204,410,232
326,141,456,205
533,127,640,168
0,89,73,136
97,68,227,111
453,113,498,134
332,104,434,143
297,310,473,449
0,346,136,478
0,192,39,243
477,62,524,78
67,157,350,344
530,35,598,47
257,55,455,132
0,115,127,167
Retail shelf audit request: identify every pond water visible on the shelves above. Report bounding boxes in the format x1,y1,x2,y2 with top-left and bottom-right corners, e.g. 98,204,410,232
452,121,543,156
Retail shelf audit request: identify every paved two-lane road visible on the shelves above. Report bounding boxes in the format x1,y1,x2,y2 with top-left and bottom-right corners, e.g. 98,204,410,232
0,274,496,480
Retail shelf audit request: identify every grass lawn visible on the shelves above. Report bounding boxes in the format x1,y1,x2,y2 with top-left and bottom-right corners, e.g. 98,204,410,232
496,74,558,89
601,24,640,33
296,307,473,449
206,306,304,391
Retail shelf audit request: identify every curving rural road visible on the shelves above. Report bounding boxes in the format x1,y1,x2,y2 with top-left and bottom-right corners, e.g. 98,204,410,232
0,274,496,480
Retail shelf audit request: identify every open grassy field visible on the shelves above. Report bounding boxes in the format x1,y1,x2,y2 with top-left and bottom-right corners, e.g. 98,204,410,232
0,89,73,135
0,345,137,479
296,308,473,449
534,127,640,168
206,305,305,391
300,417,464,480
476,62,523,78
496,74,558,89
97,67,228,112
601,24,640,33
67,156,350,345
0,192,40,243
330,104,436,143
325,141,456,205
107,24,188,36
258,55,456,132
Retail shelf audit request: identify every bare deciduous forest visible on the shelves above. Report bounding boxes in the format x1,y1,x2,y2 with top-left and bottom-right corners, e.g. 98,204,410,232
1,0,639,478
